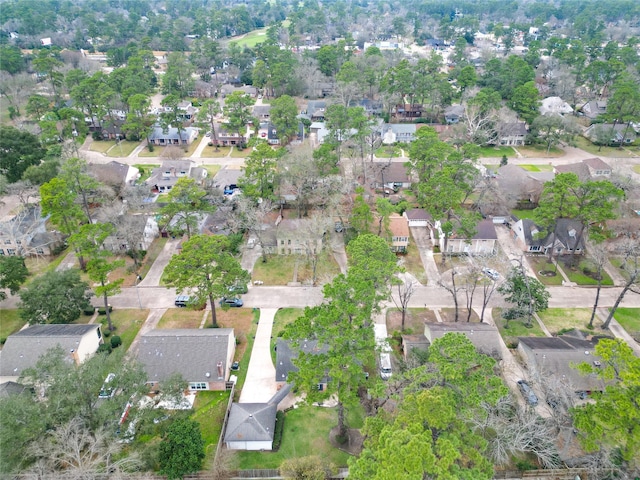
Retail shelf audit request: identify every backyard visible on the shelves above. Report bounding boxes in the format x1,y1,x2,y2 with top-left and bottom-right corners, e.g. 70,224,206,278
192,390,232,465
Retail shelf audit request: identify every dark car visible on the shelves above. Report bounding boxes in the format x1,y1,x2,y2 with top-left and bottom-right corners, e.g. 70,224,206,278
224,184,239,195
231,361,240,371
228,282,248,294
517,380,538,406
220,297,243,307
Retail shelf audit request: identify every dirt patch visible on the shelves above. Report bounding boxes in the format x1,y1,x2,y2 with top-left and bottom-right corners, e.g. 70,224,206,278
387,308,436,334
439,308,480,322
328,426,363,456
218,308,255,361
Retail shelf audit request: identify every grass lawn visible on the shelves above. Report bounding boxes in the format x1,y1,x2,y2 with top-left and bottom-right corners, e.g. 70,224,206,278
516,145,564,157
560,257,614,286
100,309,148,351
612,308,640,341
204,165,221,177
201,145,231,158
478,146,514,158
537,308,594,334
251,252,340,286
375,145,402,158
192,390,231,464
137,146,160,157
440,308,480,322
633,165,640,174
133,164,159,183
271,308,304,363
0,310,26,344
432,253,470,275
511,209,537,220
297,250,341,285
493,308,545,347
526,256,563,286
228,28,268,49
387,307,437,334
519,164,554,172
106,140,139,157
157,308,206,329
232,405,354,469
573,135,638,158
400,237,428,284
89,140,116,153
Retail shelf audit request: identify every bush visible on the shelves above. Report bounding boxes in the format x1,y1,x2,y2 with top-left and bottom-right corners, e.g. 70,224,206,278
227,232,244,254
102,329,111,338
110,335,122,349
84,307,96,316
97,343,112,354
272,411,285,451
98,305,113,315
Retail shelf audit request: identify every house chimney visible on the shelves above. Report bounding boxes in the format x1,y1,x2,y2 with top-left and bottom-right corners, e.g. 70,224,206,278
217,361,223,378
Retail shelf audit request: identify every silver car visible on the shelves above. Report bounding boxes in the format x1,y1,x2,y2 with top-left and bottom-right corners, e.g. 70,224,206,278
517,380,538,406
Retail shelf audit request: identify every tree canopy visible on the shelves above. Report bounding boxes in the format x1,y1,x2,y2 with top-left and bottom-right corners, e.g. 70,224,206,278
0,126,46,183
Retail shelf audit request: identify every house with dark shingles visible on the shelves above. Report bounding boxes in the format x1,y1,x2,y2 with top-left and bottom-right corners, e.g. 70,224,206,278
146,159,207,193
148,126,198,146
393,103,423,120
496,164,555,206
437,219,498,255
403,208,433,228
512,218,585,255
554,157,612,181
0,324,104,383
497,122,528,146
275,338,329,388
372,162,412,190
0,381,29,397
517,335,606,393
257,122,279,145
224,403,277,450
137,328,236,392
88,161,139,188
301,100,327,122
252,104,272,122
274,218,324,256
585,123,637,145
402,324,502,361
579,100,607,122
444,104,465,124
0,206,64,257
379,123,417,144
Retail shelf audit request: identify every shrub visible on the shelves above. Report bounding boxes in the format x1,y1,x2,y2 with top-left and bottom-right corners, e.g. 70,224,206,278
98,305,113,315
110,335,122,349
272,411,285,451
84,307,96,316
97,343,112,354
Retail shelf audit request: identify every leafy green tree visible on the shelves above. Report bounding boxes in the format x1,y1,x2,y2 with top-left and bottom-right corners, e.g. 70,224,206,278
572,338,640,472
18,269,92,324
239,142,282,201
0,256,28,301
87,255,125,332
281,455,336,480
159,418,205,480
122,93,154,143
22,157,59,185
32,50,63,100
164,235,249,328
0,45,25,74
60,157,102,224
162,52,195,98
160,94,188,151
25,94,51,121
511,81,540,124
316,44,342,77
498,265,550,327
529,114,579,154
195,98,222,150
223,91,256,144
0,126,46,183
159,177,213,238
40,177,84,236
351,188,373,235
269,95,299,144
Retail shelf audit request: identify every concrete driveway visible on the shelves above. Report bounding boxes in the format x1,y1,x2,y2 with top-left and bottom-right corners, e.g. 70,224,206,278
494,225,538,278
410,227,440,286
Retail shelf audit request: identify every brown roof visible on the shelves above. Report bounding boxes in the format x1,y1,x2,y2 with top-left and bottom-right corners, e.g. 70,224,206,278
473,220,498,240
582,157,611,171
389,213,409,237
404,208,433,222
378,162,411,183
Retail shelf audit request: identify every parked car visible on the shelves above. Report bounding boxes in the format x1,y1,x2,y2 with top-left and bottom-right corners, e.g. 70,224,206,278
231,361,240,371
98,373,116,399
220,297,243,307
482,267,500,281
224,184,239,195
334,221,343,233
517,380,538,406
174,295,191,307
228,282,248,294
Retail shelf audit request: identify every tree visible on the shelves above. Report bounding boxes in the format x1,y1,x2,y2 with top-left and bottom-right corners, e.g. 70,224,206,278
586,240,609,329
164,235,249,328
159,418,205,480
350,187,373,235
18,269,92,325
281,456,336,480
0,45,25,74
159,177,213,238
160,94,188,151
391,273,417,330
87,256,125,332
529,114,579,155
602,239,639,330
162,52,195,98
40,177,84,236
511,81,540,124
0,126,46,183
239,142,282,201
32,50,63,100
270,95,299,144
60,157,102,224
572,339,640,473
195,98,222,150
498,264,550,327
22,157,60,185
122,93,154,143
223,91,255,145
0,256,28,301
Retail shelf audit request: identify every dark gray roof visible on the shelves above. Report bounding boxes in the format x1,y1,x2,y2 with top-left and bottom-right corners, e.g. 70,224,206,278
149,126,197,142
253,105,271,116
473,219,498,240
518,219,546,247
553,218,585,251
499,122,528,136
268,383,292,407
405,208,433,222
224,403,276,443
425,323,502,359
0,324,101,377
275,338,328,382
89,161,132,185
555,162,591,182
137,329,234,383
0,381,29,397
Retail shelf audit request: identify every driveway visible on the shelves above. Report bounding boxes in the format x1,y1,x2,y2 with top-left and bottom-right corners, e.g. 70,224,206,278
494,225,538,277
410,227,440,286
138,237,181,287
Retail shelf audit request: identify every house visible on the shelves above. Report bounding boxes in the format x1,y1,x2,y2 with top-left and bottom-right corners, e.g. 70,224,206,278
349,98,384,116
425,324,502,360
400,334,430,360
257,122,279,145
176,101,198,122
388,213,410,253
496,164,554,206
275,219,324,256
585,123,637,145
224,403,277,450
425,38,447,50
379,123,417,144
393,104,423,120
554,158,612,181
146,159,207,193
88,161,139,188
101,215,159,253
137,329,236,392
372,162,412,190
302,100,326,122
512,218,585,255
437,219,498,255
444,104,465,124
403,208,433,228
497,122,528,146
0,206,64,257
215,124,245,146
252,105,272,121
579,100,607,121
539,96,573,116
275,338,329,388
148,126,198,146
0,324,103,383
517,335,606,393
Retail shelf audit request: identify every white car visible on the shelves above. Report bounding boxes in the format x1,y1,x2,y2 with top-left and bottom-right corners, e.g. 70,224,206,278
482,268,500,281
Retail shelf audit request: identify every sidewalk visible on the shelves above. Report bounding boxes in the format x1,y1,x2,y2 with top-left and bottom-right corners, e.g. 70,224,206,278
239,308,279,403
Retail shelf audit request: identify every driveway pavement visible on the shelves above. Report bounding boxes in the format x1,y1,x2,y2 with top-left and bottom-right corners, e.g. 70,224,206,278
410,227,440,286
239,308,279,403
494,225,538,278
138,237,181,287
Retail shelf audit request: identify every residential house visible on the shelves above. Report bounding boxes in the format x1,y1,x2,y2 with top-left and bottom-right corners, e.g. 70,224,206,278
275,219,324,255
137,329,236,392
444,104,465,124
364,40,405,51
379,123,417,144
0,206,64,257
215,124,245,147
224,403,277,450
388,213,410,253
497,122,528,146
585,123,637,145
148,126,198,146
252,105,272,122
88,161,139,188
176,101,198,123
424,323,502,360
349,98,384,116
393,104,423,120
101,215,159,253
372,162,412,190
554,157,612,181
425,38,447,50
496,164,554,207
512,218,585,255
0,324,104,383
579,100,607,122
437,219,498,255
257,122,279,145
539,96,573,116
403,208,433,228
400,334,430,361
146,159,207,193
302,100,327,122
275,338,329,389
517,335,606,393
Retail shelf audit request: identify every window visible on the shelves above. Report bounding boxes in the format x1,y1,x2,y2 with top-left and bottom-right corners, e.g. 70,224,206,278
36,248,44,255
15,240,21,245
0,249,4,255
288,239,291,245
7,249,16,255
4,240,11,245
189,382,208,390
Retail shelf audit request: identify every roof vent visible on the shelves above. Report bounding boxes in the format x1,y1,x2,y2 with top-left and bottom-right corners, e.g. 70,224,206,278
593,361,601,367
584,351,590,355
569,229,576,238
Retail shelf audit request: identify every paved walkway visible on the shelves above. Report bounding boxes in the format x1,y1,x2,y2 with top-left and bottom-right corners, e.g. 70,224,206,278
329,231,348,274
239,308,279,403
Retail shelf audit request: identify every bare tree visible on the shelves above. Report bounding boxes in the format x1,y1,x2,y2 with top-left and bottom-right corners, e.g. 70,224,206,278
462,264,481,322
586,240,610,328
228,197,276,263
602,239,640,330
298,213,332,285
438,254,462,322
391,272,417,330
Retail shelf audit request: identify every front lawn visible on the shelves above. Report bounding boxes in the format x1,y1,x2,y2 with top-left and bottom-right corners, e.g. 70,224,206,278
232,405,355,469
375,145,402,158
204,165,221,177
387,307,437,334
137,237,168,280
157,308,206,329
252,251,340,286
100,308,148,351
89,140,116,153
493,308,545,348
633,165,640,174
537,308,594,334
612,308,640,334
526,256,563,286
106,140,139,157
516,145,564,157
0,310,26,345
192,390,231,464
478,146,514,158
560,257,614,286
511,209,537,220
573,135,638,158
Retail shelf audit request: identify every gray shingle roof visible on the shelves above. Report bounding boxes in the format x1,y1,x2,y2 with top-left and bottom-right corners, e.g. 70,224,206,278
404,208,433,222
425,323,502,359
275,338,328,382
224,403,276,443
137,329,234,383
